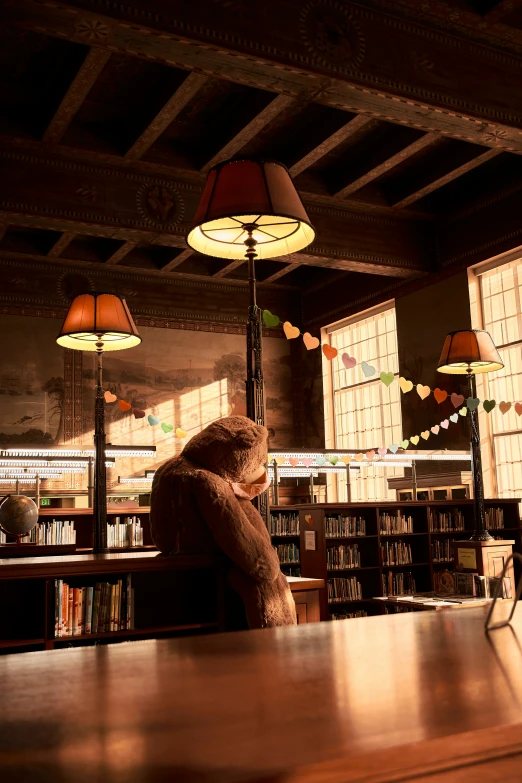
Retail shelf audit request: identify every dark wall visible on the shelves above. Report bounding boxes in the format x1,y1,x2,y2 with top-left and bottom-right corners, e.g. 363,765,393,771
396,271,472,449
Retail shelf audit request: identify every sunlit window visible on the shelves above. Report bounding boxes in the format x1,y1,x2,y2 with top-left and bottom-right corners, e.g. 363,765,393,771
324,304,403,502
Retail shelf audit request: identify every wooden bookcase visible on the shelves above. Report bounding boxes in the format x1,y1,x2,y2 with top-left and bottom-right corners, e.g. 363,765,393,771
270,499,521,621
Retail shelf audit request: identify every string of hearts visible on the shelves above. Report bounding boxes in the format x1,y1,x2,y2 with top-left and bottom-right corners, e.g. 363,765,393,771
263,310,522,415
103,390,187,439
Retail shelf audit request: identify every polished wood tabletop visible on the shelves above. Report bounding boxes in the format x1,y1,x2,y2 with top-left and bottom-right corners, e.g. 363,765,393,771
2,604,522,782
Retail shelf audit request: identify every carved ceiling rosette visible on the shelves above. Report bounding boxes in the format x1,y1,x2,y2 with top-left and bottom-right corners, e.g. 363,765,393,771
299,0,366,72
135,180,185,231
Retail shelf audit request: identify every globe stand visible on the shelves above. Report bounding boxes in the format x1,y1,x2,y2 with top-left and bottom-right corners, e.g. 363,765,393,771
0,527,33,546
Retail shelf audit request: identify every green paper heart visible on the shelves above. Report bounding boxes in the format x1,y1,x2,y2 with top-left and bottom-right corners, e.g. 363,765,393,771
380,371,394,387
483,399,496,413
467,397,480,411
263,310,280,328
329,456,339,465
389,444,399,454
148,415,160,426
161,422,174,434
361,361,376,378
400,439,409,449
449,413,458,423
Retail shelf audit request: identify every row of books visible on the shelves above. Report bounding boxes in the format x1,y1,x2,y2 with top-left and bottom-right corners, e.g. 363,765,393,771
432,539,455,562
325,515,366,537
383,605,414,614
428,510,465,532
331,610,368,620
54,577,134,637
281,566,301,576
107,517,144,548
485,507,504,529
28,519,76,546
454,571,512,599
381,541,412,566
268,513,299,536
382,570,416,596
274,543,300,564
327,576,363,603
327,544,361,570
379,511,413,535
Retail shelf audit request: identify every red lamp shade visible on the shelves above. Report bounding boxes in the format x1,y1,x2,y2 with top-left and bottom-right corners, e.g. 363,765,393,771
56,293,141,352
187,159,315,260
437,329,503,375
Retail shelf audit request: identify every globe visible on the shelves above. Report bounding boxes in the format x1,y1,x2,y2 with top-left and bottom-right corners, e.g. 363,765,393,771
0,495,39,540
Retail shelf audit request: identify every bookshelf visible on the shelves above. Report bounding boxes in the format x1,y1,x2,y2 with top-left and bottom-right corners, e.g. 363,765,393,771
269,510,301,577
270,498,521,621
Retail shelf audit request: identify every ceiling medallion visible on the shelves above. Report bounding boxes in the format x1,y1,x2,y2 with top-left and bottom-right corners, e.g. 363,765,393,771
300,0,365,71
57,272,94,304
136,181,185,230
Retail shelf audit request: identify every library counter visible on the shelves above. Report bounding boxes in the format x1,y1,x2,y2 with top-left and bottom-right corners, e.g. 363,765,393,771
2,603,522,782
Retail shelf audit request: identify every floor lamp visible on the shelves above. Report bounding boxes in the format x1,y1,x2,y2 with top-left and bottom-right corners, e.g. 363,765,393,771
57,293,141,552
437,329,503,541
187,159,315,427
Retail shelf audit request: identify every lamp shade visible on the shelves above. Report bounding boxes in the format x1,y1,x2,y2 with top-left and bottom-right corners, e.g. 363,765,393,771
56,293,141,352
437,329,503,375
186,159,315,260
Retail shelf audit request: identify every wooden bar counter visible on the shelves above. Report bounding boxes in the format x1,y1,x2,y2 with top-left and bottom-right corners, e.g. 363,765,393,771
2,603,522,782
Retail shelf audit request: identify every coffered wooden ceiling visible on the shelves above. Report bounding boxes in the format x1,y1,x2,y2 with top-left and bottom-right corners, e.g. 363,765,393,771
0,0,521,318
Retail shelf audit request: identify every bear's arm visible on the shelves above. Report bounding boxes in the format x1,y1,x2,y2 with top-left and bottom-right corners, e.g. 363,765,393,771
193,471,280,583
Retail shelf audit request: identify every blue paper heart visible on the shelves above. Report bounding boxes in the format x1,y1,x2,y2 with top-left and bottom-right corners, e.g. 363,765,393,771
361,361,376,378
316,456,326,466
389,444,399,454
449,413,458,423
148,414,160,426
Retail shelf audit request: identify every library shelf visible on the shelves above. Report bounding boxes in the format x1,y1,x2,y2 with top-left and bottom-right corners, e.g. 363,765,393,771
0,638,46,650
54,622,220,644
271,498,521,621
279,562,301,567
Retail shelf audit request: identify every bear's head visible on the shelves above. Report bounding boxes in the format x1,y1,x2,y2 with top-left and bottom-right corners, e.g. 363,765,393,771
181,415,268,482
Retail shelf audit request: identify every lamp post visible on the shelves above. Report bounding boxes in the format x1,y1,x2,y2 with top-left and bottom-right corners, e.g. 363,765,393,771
437,329,503,541
187,158,315,427
57,293,141,552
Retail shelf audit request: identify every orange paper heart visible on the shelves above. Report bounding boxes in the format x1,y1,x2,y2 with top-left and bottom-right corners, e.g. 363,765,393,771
283,321,300,340
354,453,364,462
433,388,448,404
499,401,512,415
416,384,431,400
515,403,522,417
365,450,375,460
303,332,320,350
104,390,117,403
322,344,338,361
421,430,430,440
119,400,131,412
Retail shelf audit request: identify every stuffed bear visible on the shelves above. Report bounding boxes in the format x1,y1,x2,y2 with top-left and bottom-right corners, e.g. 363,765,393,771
150,415,297,629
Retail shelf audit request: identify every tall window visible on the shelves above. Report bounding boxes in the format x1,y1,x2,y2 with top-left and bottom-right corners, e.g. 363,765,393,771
470,256,522,501
323,303,403,502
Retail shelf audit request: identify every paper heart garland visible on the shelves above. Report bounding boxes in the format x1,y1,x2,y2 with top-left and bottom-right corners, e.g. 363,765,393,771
119,400,132,412
354,453,364,462
283,321,300,340
440,419,450,429
451,393,465,409
515,403,522,417
133,408,146,419
399,377,413,394
104,390,117,403
400,439,409,449
421,430,430,440
302,458,314,467
433,388,448,404
378,447,387,456
175,428,187,439
262,310,280,328
161,422,174,434
304,514,313,526
466,397,480,411
431,425,440,435
416,384,431,400
380,371,394,387
459,407,468,417
342,353,357,370
449,413,458,423
361,361,376,378
365,450,375,460
289,458,299,466
303,332,320,350
410,435,419,446
340,455,352,464
329,456,339,465
322,344,338,361
389,444,399,453
483,400,496,413
148,415,160,426
316,456,326,466
499,401,512,415
274,456,286,465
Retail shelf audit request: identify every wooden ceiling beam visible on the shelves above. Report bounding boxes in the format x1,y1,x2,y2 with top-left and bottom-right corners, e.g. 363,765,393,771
47,231,76,257
212,259,246,278
262,263,299,284
391,148,501,209
105,240,139,265
42,48,111,146
162,248,194,272
125,72,209,162
289,115,374,178
290,253,425,279
200,94,295,174
335,133,440,199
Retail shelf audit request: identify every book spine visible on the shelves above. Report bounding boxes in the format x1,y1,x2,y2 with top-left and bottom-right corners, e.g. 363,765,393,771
92,583,101,633
109,583,116,632
61,583,68,637
99,584,107,632
68,588,74,635
72,587,80,636
85,586,94,634
78,588,85,635
117,579,122,631
126,574,132,630
55,579,61,638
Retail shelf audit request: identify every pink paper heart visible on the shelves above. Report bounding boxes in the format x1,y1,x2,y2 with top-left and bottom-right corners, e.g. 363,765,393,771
451,393,465,409
342,352,357,370
377,447,387,457
302,458,314,467
431,425,440,435
289,458,299,467
440,419,450,429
